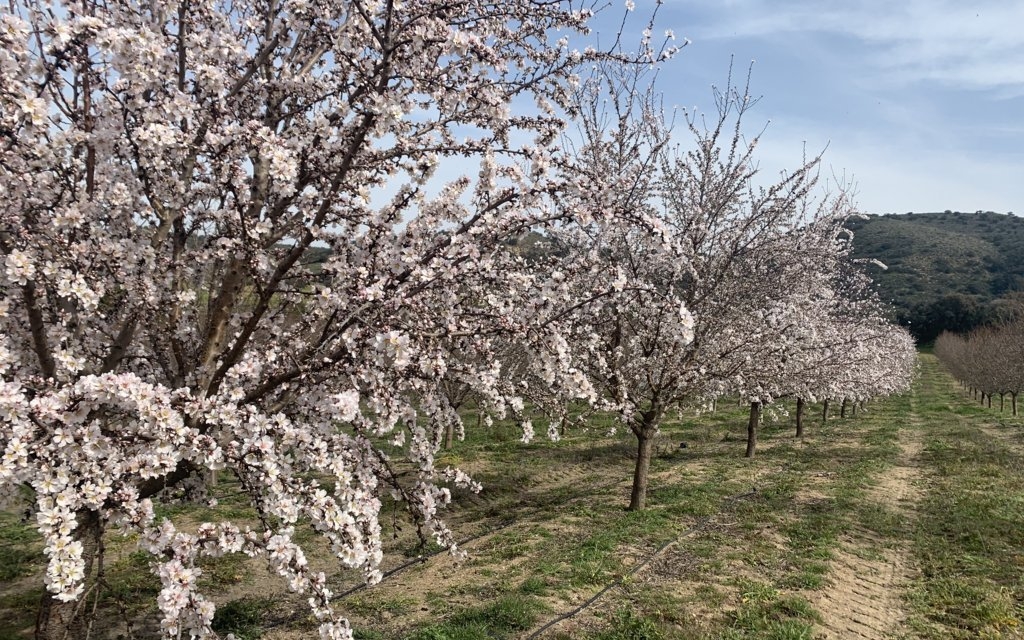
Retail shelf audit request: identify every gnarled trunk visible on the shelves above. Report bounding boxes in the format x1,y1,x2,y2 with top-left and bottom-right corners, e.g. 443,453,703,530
629,428,655,511
36,511,104,640
745,401,761,458
628,408,663,511
795,397,805,438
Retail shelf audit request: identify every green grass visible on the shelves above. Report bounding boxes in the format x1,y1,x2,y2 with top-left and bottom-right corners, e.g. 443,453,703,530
904,356,1024,638
405,595,545,640
212,597,276,640
6,353,1024,639
590,608,665,640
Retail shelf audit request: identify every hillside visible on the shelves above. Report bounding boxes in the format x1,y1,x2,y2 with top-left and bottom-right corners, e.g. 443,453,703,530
846,211,1024,342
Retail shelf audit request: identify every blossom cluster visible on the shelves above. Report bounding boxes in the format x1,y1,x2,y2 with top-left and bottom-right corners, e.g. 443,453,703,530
0,0,674,637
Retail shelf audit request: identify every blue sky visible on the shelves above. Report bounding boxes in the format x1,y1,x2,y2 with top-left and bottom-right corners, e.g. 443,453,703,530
613,0,1024,215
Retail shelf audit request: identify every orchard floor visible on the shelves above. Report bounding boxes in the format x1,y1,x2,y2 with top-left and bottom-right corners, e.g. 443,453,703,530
2,354,1024,639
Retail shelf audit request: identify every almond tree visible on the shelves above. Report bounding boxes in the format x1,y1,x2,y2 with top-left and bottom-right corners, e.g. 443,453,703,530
555,65,864,506
769,255,917,440
937,321,1024,415
0,2,672,638
560,64,918,474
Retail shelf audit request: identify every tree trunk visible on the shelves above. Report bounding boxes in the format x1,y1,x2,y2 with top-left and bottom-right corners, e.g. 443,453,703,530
986,394,992,409
745,402,761,458
822,399,830,424
444,423,454,450
629,427,656,511
840,397,849,418
1013,393,1018,417
36,511,103,640
1000,394,1005,413
852,402,858,417
795,397,805,438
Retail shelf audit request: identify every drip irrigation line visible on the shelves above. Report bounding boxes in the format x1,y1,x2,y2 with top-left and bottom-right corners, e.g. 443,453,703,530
333,476,626,601
525,487,759,640
334,516,518,600
254,475,630,633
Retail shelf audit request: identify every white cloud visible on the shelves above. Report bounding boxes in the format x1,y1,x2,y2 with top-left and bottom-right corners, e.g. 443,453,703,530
690,0,1024,93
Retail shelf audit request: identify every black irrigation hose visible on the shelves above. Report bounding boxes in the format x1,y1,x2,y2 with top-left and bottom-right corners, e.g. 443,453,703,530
252,475,631,633
333,476,626,601
334,516,518,600
525,488,759,640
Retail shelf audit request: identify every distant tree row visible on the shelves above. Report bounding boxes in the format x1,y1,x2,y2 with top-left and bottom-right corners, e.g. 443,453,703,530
935,321,1024,414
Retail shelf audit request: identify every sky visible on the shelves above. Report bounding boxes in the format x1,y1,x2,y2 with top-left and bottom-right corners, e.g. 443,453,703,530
608,0,1024,216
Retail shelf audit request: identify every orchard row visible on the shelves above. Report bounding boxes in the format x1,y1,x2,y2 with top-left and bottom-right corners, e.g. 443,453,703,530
0,2,913,639
935,322,1024,414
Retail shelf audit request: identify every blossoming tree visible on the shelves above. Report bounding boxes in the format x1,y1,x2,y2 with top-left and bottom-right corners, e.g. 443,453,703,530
0,1,674,638
553,64,852,506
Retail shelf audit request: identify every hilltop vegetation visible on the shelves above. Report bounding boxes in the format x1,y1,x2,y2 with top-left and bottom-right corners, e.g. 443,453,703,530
847,211,1024,342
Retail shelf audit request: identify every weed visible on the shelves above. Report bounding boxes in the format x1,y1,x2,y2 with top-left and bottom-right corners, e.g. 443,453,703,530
518,576,548,596
592,608,665,640
405,595,544,640
212,597,274,640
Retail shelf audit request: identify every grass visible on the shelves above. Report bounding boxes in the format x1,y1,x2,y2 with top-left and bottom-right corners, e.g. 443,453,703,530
212,597,276,640
405,595,545,640
4,353,1024,639
904,356,1024,638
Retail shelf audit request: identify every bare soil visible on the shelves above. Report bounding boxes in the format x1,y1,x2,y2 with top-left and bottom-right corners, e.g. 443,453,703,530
813,408,923,639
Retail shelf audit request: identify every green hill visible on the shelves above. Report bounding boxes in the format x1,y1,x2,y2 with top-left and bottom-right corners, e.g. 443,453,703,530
846,211,1024,342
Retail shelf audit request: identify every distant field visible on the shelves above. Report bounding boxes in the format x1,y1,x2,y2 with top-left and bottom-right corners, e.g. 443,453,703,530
2,354,1023,639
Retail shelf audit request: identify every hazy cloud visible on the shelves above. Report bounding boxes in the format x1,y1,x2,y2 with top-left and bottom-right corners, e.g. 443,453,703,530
688,0,1024,93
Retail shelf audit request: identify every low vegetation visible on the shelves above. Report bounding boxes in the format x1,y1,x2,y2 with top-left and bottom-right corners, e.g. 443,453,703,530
3,354,1022,639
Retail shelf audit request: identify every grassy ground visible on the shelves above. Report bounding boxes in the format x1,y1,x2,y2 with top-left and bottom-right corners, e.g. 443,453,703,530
2,354,1023,639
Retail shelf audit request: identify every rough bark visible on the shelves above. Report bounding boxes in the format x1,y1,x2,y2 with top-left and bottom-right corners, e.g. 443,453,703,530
444,423,454,450
840,397,849,418
822,398,830,424
745,401,761,458
1000,394,1005,413
36,511,103,640
629,427,656,511
795,397,805,438
1013,393,1018,417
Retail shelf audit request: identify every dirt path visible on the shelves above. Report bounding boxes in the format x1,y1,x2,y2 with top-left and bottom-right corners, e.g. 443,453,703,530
813,400,923,639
